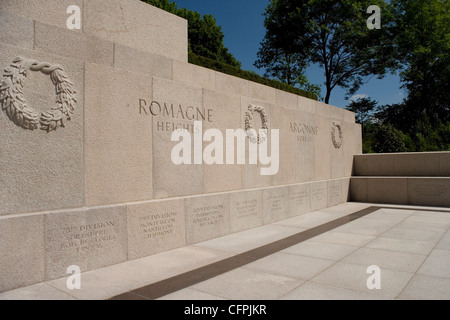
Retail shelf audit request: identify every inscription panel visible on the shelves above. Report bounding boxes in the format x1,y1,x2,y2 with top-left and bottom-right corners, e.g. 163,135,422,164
289,183,311,217
327,179,342,207
408,178,450,207
127,199,185,260
45,206,127,280
230,189,264,233
263,186,289,223
186,194,230,244
292,111,316,183
310,181,328,211
289,121,318,143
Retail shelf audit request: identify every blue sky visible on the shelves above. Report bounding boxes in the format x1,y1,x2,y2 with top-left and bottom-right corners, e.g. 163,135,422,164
175,0,405,109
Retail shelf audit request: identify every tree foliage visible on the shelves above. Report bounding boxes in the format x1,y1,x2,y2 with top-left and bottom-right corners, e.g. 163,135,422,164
255,0,318,95
370,0,450,152
345,97,378,124
388,0,450,124
256,0,396,104
143,0,241,68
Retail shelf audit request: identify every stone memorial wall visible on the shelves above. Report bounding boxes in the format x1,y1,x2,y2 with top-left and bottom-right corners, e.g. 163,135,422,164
0,0,361,292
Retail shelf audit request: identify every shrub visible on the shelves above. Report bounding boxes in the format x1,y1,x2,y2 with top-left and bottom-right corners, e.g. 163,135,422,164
188,52,318,101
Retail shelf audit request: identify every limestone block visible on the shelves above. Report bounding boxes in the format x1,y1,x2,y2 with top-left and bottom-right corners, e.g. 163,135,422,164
249,81,276,104
0,0,84,31
172,60,216,91
202,89,242,193
0,44,84,215
275,90,298,110
35,22,114,65
367,178,408,205
330,104,345,121
316,102,344,121
84,0,188,61
292,110,317,183
331,119,346,179
314,115,332,181
263,186,289,223
271,106,296,186
151,77,203,198
229,189,264,233
354,154,395,176
343,121,357,177
298,96,316,114
315,101,329,118
393,153,440,177
407,178,450,207
310,181,328,211
45,206,127,280
341,178,351,203
185,193,230,244
127,199,186,260
315,101,345,120
114,43,172,79
84,63,153,206
0,214,45,292
0,10,34,49
355,124,363,155
350,177,367,202
344,109,356,123
327,179,342,207
440,153,450,176
215,72,250,97
288,183,311,217
240,97,274,189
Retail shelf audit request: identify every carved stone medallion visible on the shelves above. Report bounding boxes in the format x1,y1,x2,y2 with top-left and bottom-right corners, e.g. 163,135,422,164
244,104,269,144
0,57,76,132
331,121,343,149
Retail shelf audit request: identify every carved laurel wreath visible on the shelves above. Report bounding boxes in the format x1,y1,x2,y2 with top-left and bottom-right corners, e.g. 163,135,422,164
244,104,269,144
331,121,344,149
0,57,76,132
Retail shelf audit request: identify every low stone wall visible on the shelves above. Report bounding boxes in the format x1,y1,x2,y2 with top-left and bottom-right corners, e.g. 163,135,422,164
0,0,361,292
354,152,450,177
0,178,349,292
351,152,450,207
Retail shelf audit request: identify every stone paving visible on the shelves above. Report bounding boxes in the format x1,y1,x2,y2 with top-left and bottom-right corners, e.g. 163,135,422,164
1,202,449,300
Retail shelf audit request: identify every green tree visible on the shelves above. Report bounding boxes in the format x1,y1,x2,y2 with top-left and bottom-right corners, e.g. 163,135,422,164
256,0,396,104
255,0,320,96
390,0,450,124
346,97,378,124
373,0,450,152
373,124,408,153
143,0,241,68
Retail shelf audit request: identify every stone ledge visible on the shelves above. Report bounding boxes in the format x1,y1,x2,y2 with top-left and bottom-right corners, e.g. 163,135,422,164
354,152,450,177
0,0,188,62
350,177,450,207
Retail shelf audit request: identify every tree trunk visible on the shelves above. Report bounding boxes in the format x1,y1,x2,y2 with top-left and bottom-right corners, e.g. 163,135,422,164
325,87,331,104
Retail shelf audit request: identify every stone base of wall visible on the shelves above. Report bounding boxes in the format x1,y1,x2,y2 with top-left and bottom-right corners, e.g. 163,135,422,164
351,177,450,207
0,178,349,292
